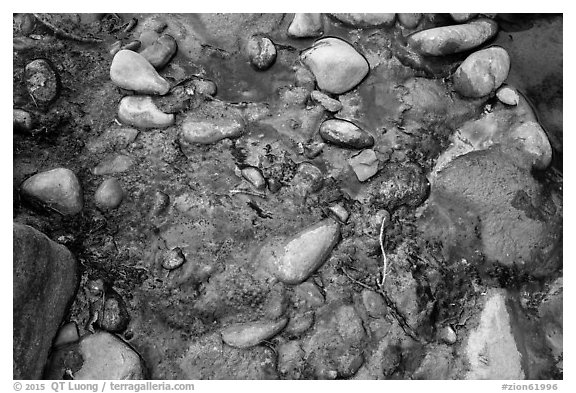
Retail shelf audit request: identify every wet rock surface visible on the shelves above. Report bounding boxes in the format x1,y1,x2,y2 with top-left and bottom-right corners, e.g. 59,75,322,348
13,12,562,381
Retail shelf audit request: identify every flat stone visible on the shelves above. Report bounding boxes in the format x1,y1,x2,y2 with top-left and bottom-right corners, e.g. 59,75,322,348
301,37,369,94
259,218,340,284
319,119,374,149
118,95,175,129
311,90,342,112
453,47,510,98
288,13,323,38
221,318,288,349
180,116,244,145
13,223,79,379
110,49,170,95
348,149,379,182
94,178,123,210
408,18,498,56
397,13,422,29
330,13,396,28
93,155,134,175
85,127,139,154
139,34,177,69
21,168,83,215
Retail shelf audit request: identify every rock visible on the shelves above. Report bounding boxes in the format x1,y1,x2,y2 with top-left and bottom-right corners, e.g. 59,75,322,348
301,37,369,94
247,35,276,70
496,86,520,106
291,162,324,196
149,191,170,217
408,18,498,56
507,121,552,170
285,311,315,337
94,178,123,210
85,127,139,154
98,289,130,333
46,331,145,379
295,282,325,308
361,289,386,318
288,13,323,38
348,149,379,182
373,162,429,210
263,284,287,319
13,109,35,132
152,85,194,114
21,168,83,215
439,326,457,344
278,340,305,378
25,59,60,105
328,204,349,223
241,167,266,190
162,247,186,270
259,218,340,284
110,50,170,95
319,119,374,149
54,322,79,348
413,344,455,379
453,47,510,98
180,116,244,145
330,13,396,28
279,86,309,107
139,34,177,69
311,90,342,112
138,29,160,48
118,96,175,129
192,79,217,97
13,223,79,379
397,13,422,29
451,13,478,23
294,66,316,91
92,154,134,176
221,318,288,349
538,278,562,362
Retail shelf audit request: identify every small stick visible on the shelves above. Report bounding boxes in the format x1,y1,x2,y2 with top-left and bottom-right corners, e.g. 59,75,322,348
378,216,388,291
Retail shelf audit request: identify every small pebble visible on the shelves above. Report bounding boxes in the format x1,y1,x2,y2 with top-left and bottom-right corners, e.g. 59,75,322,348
348,149,379,182
118,96,175,129
241,167,266,190
192,79,217,97
221,318,288,349
292,162,324,195
362,289,386,318
328,204,349,223
397,13,422,29
54,322,79,347
451,13,478,23
139,34,177,69
439,326,457,344
99,290,130,333
311,90,342,112
93,155,134,176
13,109,35,132
162,247,186,270
25,59,60,105
496,86,520,106
295,282,325,308
247,35,277,70
150,191,170,216
94,178,124,210
319,119,374,149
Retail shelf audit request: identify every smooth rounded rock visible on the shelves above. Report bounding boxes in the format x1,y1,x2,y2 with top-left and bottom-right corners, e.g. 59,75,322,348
94,178,123,210
496,86,520,106
241,167,266,190
118,95,175,129
311,90,342,112
301,37,369,94
93,155,134,176
21,168,83,215
192,79,217,97
247,35,277,70
319,119,374,149
221,318,288,349
408,18,498,56
451,13,478,23
288,13,323,38
259,218,340,284
508,121,552,170
25,59,60,105
398,13,422,29
180,116,244,145
110,50,170,95
453,47,510,98
439,326,457,344
139,34,177,69
330,13,396,28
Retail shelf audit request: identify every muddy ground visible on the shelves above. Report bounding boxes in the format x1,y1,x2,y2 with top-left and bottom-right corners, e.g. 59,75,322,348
13,13,562,380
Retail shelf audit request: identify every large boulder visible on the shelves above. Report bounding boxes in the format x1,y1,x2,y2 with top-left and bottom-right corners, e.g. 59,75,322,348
13,223,79,379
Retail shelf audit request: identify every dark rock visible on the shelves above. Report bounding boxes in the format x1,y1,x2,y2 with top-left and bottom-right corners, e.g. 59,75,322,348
54,322,79,348
25,59,60,106
361,289,386,318
278,340,305,378
149,191,170,217
319,119,374,149
372,162,429,210
247,35,276,70
98,289,130,333
291,162,324,196
13,223,78,379
13,109,35,133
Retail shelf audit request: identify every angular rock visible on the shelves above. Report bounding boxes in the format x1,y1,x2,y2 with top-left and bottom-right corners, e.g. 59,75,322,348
288,13,323,38
408,18,498,56
93,154,134,176
25,58,60,105
294,65,316,91
398,13,422,29
180,116,244,145
453,47,510,98
21,168,83,215
285,311,315,337
259,218,340,284
221,318,288,349
348,149,379,182
301,37,369,94
507,121,552,170
13,223,78,379
139,34,177,69
291,162,324,196
319,119,374,149
451,13,478,23
311,90,342,112
110,50,170,95
496,86,520,106
373,162,429,210
162,247,186,270
118,95,175,129
247,35,276,70
330,13,396,28
94,178,123,210
13,109,35,132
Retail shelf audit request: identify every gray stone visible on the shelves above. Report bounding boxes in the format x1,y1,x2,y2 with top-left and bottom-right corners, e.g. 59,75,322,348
285,311,315,337
13,109,35,132
21,168,83,215
451,13,478,23
85,127,139,154
110,50,170,95
54,322,79,348
13,223,79,379
118,96,175,129
288,13,323,38
397,13,422,29
192,79,217,97
25,59,60,105
507,121,552,170
320,119,374,149
162,247,186,270
295,282,325,308
241,167,266,190
180,116,244,145
221,318,288,349
348,149,379,181
453,47,510,98
311,90,342,112
361,289,386,318
278,341,305,378
496,86,520,106
330,13,396,27
94,178,123,210
139,34,177,69
247,35,276,70
93,155,134,176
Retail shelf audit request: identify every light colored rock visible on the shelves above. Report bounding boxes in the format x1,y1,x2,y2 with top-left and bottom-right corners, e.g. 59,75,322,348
288,13,323,38
73,332,145,379
180,116,244,145
110,50,170,95
508,121,552,170
496,86,520,106
348,149,379,181
118,95,175,129
221,318,288,349
408,18,498,56
453,47,510,98
192,79,217,96
241,167,266,190
319,119,374,149
311,90,342,112
328,204,349,223
21,168,83,215
439,326,457,344
139,34,177,69
247,35,276,70
330,13,396,27
451,13,478,23
94,178,123,210
93,155,134,176
397,13,422,29
301,37,369,94
162,247,185,270
13,109,35,132
54,322,80,348
259,219,340,284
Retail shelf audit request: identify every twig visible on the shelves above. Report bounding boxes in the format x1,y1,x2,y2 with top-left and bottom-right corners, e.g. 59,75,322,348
378,216,388,291
229,189,267,198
